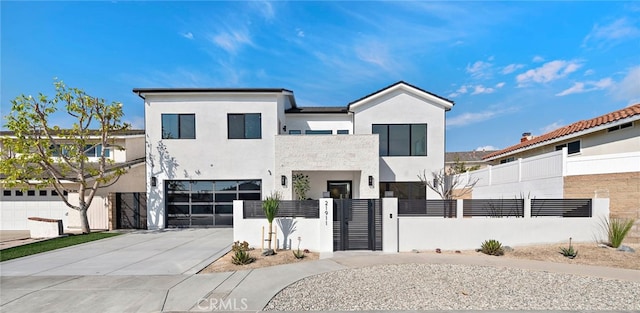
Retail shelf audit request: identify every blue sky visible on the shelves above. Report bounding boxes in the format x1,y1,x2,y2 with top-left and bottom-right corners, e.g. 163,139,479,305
2,1,639,152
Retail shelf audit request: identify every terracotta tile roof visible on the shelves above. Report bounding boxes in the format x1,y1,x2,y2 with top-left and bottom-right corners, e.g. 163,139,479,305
484,103,640,160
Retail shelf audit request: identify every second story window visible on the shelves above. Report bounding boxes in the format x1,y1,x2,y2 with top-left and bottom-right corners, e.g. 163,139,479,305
162,114,195,139
372,124,427,156
305,130,332,135
555,140,581,155
228,113,261,139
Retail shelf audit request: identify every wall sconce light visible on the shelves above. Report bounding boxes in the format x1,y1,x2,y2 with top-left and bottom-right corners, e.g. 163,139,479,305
151,176,157,187
281,175,287,186
368,175,373,187
282,125,287,132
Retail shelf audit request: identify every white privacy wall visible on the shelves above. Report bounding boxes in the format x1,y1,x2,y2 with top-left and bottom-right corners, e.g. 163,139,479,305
396,198,610,251
232,199,334,255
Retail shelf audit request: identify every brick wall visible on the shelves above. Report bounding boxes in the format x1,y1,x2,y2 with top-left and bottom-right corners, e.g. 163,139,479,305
564,172,640,243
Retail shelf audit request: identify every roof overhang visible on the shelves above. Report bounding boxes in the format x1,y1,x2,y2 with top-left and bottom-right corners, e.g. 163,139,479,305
347,81,454,112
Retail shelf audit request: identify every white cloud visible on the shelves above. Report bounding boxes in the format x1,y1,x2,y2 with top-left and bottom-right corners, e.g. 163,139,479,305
466,60,492,78
355,41,394,70
211,29,253,54
250,1,275,20
584,69,595,76
447,111,496,126
471,85,495,95
296,28,305,38
613,65,640,104
495,82,505,88
502,63,524,74
582,18,640,49
447,85,469,98
181,32,194,40
476,145,498,151
541,121,564,134
556,77,613,96
516,60,582,86
532,55,545,62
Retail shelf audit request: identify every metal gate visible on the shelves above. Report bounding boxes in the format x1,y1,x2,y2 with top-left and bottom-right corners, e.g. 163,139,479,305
116,192,147,229
333,199,382,251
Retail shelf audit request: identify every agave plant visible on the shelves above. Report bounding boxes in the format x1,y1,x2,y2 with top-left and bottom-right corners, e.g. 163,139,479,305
262,192,281,251
480,239,504,256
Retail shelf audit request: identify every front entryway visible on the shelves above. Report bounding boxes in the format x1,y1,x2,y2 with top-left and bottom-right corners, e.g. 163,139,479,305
333,199,382,251
327,181,351,199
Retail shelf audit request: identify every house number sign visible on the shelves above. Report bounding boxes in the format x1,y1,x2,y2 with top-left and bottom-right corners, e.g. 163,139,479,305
324,200,329,225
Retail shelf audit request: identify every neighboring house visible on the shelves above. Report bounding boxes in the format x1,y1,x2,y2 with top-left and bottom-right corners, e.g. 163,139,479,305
134,81,454,229
445,150,496,173
465,104,640,242
0,130,146,231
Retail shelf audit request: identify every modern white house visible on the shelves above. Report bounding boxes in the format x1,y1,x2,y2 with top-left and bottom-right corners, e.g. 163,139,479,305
134,81,454,229
0,130,146,231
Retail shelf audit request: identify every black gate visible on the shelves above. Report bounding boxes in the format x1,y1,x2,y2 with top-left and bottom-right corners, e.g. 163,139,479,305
333,199,382,251
116,192,147,229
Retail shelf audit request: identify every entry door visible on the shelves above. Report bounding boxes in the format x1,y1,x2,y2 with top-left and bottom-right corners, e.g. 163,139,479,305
327,181,352,199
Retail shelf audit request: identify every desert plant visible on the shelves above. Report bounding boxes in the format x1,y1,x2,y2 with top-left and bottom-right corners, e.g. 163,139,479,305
231,241,255,265
605,218,636,248
480,239,504,256
559,237,578,259
292,236,305,259
263,192,281,251
292,173,310,200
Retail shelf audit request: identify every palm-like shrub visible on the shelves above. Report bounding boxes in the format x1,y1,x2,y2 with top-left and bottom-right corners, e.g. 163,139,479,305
605,218,636,248
262,192,281,251
480,239,504,256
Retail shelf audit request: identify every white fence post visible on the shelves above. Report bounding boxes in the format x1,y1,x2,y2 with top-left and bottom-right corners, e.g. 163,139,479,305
456,199,464,219
382,197,398,253
318,198,334,258
524,198,531,218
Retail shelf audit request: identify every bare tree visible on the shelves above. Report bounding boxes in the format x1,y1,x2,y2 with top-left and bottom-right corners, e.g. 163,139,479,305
418,168,479,200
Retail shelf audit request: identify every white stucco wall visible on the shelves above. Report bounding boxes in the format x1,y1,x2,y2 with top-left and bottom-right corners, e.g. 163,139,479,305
144,92,286,229
352,90,447,184
285,114,352,134
0,189,69,230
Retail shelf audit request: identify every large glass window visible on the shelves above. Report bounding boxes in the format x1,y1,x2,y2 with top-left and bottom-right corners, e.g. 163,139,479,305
305,130,332,135
372,124,427,156
162,114,195,139
228,113,261,139
165,180,261,227
379,182,426,199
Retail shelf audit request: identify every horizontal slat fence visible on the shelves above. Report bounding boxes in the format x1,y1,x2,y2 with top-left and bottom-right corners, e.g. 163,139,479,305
398,200,457,217
243,200,319,218
463,199,524,217
531,199,592,217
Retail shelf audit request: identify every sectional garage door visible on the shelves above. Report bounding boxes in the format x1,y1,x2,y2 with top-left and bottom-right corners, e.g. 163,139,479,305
165,180,261,227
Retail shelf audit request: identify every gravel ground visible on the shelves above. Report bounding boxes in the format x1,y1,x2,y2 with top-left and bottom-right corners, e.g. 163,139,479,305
264,263,640,311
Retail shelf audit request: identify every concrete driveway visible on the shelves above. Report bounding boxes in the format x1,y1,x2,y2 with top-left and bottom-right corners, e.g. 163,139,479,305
1,228,232,276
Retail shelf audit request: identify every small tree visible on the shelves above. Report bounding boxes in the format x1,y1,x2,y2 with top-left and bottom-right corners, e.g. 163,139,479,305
418,168,479,200
449,156,480,174
292,173,310,200
262,191,281,251
0,79,129,233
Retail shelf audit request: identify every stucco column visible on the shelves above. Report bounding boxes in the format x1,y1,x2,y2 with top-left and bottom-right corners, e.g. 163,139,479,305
318,198,334,258
382,197,398,253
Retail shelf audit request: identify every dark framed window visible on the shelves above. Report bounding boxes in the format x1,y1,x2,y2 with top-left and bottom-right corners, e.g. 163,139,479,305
162,114,195,139
555,140,581,155
228,113,261,139
372,124,427,156
27,190,35,196
379,182,426,199
337,130,349,134
39,190,48,196
500,157,515,164
3,190,11,196
288,130,302,135
15,190,23,196
305,130,332,135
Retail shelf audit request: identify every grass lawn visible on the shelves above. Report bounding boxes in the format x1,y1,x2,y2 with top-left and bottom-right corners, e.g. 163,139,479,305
0,232,121,262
